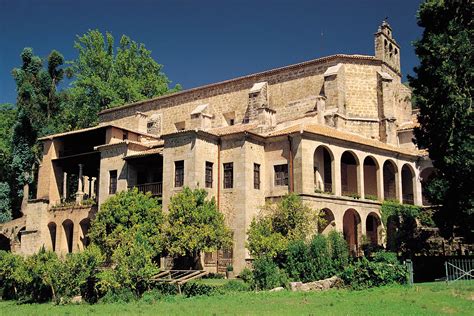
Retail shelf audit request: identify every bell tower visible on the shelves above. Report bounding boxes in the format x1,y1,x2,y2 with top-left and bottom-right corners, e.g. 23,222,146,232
374,21,400,73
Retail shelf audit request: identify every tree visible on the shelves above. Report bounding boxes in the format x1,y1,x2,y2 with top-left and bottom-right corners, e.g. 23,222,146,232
165,187,232,269
88,189,164,260
65,30,181,129
408,0,473,240
10,48,66,215
0,104,16,222
247,193,317,259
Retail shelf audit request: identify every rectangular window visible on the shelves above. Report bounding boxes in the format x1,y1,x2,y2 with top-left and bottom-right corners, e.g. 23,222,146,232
274,164,289,186
205,161,213,188
109,170,117,194
174,160,184,187
254,163,260,190
223,162,233,189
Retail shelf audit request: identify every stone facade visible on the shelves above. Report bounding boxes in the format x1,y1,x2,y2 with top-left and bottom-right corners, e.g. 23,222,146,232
0,22,436,274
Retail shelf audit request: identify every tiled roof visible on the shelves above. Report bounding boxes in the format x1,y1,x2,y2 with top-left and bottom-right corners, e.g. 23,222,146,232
38,124,159,141
207,123,258,136
125,147,163,159
267,123,422,156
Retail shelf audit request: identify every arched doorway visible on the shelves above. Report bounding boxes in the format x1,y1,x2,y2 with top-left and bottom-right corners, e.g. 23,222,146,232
343,209,361,256
314,146,334,194
420,167,434,206
401,164,415,204
341,151,359,197
62,220,74,253
383,160,397,200
79,218,91,248
363,156,378,200
0,234,11,251
48,222,57,251
366,213,382,245
318,208,336,234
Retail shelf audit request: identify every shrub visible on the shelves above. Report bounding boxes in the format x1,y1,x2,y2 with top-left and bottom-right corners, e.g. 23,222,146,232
252,256,288,290
182,282,220,297
239,268,254,284
285,239,311,282
222,280,250,292
308,235,334,280
340,252,408,290
99,288,137,304
0,250,31,300
327,231,349,273
139,289,164,304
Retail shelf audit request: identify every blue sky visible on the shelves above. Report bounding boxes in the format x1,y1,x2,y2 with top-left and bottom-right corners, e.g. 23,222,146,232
0,0,423,105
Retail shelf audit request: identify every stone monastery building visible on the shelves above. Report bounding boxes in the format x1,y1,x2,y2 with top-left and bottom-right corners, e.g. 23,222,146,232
1,22,434,274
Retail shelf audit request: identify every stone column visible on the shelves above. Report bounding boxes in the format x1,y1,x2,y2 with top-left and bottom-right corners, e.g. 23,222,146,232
376,165,384,201
334,153,342,196
396,168,403,204
91,177,97,199
62,172,68,201
75,164,84,204
358,162,364,199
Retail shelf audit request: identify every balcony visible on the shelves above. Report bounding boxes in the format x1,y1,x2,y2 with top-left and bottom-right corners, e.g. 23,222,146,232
129,182,163,196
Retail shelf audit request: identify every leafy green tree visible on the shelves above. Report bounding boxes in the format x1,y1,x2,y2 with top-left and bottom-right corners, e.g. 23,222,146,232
97,234,159,297
0,250,31,300
10,48,66,215
0,104,16,175
0,183,12,223
165,187,232,269
247,193,317,258
89,189,164,260
408,0,473,239
65,30,181,128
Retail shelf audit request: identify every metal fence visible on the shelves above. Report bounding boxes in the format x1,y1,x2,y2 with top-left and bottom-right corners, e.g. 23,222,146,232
445,258,474,284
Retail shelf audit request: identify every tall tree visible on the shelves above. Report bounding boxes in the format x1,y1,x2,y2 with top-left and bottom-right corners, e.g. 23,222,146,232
10,48,65,215
65,30,181,128
408,0,473,239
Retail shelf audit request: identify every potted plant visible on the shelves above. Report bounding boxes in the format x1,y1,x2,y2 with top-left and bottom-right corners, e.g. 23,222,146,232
226,264,234,279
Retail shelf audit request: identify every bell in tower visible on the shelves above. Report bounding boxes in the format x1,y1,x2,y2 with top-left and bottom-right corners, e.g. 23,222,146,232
374,20,401,73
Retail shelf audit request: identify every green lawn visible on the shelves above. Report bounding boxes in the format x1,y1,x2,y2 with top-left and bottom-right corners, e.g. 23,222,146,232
1,282,472,315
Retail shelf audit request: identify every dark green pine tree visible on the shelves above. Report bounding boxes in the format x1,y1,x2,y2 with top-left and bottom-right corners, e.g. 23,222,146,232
408,0,473,240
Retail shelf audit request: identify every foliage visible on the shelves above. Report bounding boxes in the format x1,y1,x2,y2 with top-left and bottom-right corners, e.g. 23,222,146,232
239,268,254,284
96,235,160,297
0,104,16,182
408,0,473,240
0,250,31,300
340,251,408,290
247,194,317,259
65,30,181,128
380,200,422,227
88,188,164,260
251,256,288,290
0,183,12,223
284,232,348,283
165,187,232,269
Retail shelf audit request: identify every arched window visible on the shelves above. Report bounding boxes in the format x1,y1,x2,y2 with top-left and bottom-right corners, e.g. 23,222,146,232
363,156,378,200
318,208,335,234
343,209,362,256
401,164,415,205
366,213,382,245
383,160,397,200
341,151,359,197
314,146,334,194
62,220,74,253
48,222,57,251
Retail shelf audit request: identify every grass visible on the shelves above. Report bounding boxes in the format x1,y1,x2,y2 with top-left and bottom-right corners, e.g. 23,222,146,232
1,282,473,315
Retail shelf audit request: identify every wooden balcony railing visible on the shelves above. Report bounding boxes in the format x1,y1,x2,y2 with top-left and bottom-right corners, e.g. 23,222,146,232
130,182,163,196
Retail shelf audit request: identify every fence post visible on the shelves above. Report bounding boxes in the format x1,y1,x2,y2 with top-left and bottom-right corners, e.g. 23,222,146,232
445,261,448,284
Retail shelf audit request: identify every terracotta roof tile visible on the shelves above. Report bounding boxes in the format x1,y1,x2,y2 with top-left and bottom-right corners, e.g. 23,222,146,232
207,123,258,136
125,147,163,159
268,123,422,156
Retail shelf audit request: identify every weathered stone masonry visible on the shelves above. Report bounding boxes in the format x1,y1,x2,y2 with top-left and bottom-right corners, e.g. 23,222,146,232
0,22,435,274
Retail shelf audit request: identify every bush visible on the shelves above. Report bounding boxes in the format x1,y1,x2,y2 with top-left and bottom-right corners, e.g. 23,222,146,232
222,280,250,292
99,288,137,304
284,232,348,283
340,252,408,290
182,282,220,297
239,268,254,284
252,256,288,290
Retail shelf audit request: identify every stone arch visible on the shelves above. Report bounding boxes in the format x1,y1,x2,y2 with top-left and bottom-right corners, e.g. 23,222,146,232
318,208,336,234
62,219,74,253
401,164,415,204
79,218,91,248
341,151,360,196
17,226,26,243
48,222,57,251
363,156,379,199
0,234,11,251
383,160,398,200
366,213,382,245
343,208,362,256
314,146,334,194
420,167,435,206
